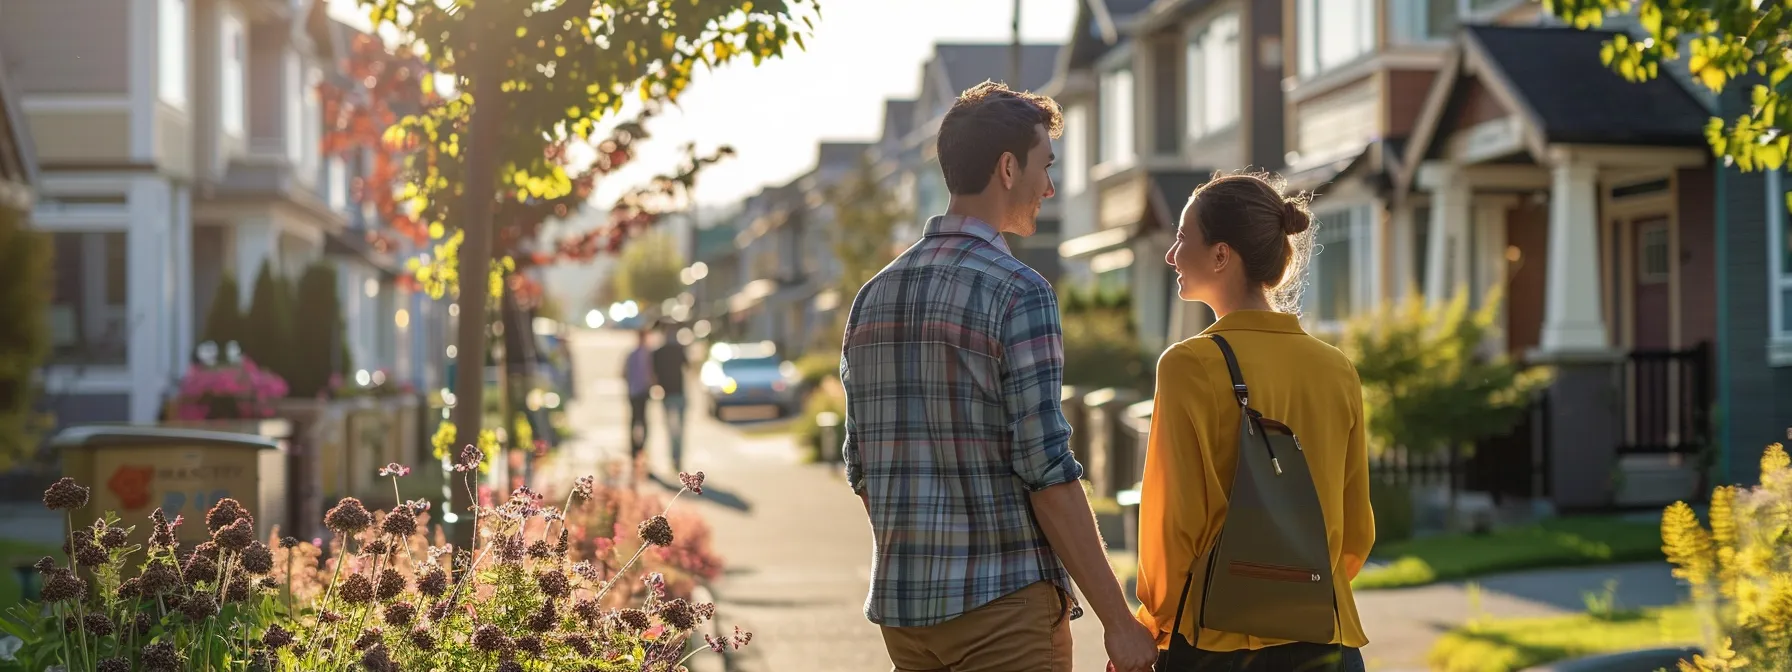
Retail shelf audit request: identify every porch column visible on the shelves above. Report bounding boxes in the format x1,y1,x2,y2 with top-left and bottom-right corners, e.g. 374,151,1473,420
1539,158,1610,353
1424,164,1470,305
1536,153,1623,512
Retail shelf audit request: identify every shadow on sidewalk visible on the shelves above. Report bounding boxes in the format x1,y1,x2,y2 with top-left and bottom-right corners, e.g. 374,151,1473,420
649,473,753,513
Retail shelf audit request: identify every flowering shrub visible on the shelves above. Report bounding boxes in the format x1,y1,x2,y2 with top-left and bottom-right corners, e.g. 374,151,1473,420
1662,443,1792,671
2,452,749,671
171,356,290,420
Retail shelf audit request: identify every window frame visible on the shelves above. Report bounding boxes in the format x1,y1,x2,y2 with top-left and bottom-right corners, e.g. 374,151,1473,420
1062,104,1088,194
1098,66,1136,168
1295,0,1377,79
48,230,132,366
1766,169,1792,359
1303,202,1373,330
157,0,188,109
1186,11,1241,140
220,10,247,136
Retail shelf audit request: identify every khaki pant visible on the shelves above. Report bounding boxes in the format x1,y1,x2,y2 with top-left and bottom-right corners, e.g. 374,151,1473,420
879,580,1073,672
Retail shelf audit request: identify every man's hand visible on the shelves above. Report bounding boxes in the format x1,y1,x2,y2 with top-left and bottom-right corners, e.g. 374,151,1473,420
1103,618,1159,672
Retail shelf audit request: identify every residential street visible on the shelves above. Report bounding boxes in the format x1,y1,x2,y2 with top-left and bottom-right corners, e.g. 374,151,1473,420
543,328,1687,672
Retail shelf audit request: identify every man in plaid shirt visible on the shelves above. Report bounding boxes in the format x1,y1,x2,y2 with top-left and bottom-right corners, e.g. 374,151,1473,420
840,81,1157,672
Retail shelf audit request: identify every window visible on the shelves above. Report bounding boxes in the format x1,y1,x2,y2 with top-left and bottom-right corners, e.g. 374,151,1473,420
1063,104,1088,194
1393,0,1525,43
221,12,246,136
1099,67,1135,166
49,232,130,365
1769,170,1792,341
1306,206,1368,323
158,0,188,107
327,157,348,212
1637,221,1670,285
302,66,322,177
1296,0,1376,78
1186,12,1241,139
286,51,304,165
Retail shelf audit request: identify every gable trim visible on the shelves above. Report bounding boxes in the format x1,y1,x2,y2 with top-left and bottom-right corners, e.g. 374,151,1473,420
1395,31,1550,198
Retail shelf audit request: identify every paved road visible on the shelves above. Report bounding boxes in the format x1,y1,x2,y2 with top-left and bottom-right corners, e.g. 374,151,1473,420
547,328,1689,672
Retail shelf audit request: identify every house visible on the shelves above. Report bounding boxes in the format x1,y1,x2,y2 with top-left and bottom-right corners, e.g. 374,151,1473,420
1047,0,1284,356
312,17,446,395
726,142,867,358
1391,17,1729,511
901,42,1065,284
2,0,427,427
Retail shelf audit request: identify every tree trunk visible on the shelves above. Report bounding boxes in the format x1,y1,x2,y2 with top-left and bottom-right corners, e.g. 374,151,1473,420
448,23,503,556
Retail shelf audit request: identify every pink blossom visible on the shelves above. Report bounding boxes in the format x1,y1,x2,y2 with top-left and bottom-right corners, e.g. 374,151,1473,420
379,463,412,477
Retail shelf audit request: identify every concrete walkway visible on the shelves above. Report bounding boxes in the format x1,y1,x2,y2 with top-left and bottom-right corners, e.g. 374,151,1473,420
540,329,1696,672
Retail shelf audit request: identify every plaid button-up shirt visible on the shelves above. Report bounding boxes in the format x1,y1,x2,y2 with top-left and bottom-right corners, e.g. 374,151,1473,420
840,214,1086,628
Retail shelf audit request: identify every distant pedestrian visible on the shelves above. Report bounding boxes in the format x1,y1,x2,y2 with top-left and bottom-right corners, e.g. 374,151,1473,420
651,321,690,474
623,328,655,481
838,80,1158,672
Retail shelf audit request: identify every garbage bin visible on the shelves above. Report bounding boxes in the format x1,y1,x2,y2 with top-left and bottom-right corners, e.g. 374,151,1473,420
815,411,842,463
55,425,287,551
1083,388,1143,500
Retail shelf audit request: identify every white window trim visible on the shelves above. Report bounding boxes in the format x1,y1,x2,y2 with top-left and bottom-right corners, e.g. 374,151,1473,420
220,11,246,137
1765,169,1792,365
1295,0,1377,79
157,0,188,109
1392,0,1533,45
1303,201,1374,333
1062,104,1089,195
1186,11,1241,141
1097,66,1136,171
285,51,305,166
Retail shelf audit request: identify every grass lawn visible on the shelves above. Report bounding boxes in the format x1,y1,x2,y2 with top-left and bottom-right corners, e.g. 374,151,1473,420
1353,516,1665,590
0,539,55,607
1427,603,1701,672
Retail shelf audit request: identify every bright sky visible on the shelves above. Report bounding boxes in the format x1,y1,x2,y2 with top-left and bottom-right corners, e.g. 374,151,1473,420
327,0,1079,214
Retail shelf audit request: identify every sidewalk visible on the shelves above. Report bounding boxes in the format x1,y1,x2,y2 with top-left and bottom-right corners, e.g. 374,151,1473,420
554,330,1689,672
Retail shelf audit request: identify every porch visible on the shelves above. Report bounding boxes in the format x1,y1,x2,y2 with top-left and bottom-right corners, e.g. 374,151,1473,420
1394,24,1718,512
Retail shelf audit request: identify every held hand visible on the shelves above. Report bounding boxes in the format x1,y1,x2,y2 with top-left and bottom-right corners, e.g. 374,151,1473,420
1104,619,1158,672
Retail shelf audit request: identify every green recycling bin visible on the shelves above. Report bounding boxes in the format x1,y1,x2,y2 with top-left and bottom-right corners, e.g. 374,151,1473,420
54,425,286,551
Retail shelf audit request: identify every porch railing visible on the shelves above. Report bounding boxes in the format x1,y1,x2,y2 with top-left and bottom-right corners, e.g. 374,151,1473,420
1620,342,1712,456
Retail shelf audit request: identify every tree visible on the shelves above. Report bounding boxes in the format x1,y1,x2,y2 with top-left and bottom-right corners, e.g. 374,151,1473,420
1544,1,1792,172
240,260,295,380
1341,287,1554,530
612,231,685,310
336,0,820,548
289,263,353,398
829,154,907,303
0,207,51,471
200,273,245,354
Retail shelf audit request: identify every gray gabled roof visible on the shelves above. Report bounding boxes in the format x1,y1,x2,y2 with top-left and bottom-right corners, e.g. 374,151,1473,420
933,43,1062,95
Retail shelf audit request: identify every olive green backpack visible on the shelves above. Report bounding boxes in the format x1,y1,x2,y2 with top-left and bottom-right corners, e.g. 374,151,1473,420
1170,334,1339,645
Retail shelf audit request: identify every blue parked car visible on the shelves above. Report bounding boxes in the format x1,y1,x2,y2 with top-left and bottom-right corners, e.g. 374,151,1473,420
700,341,800,420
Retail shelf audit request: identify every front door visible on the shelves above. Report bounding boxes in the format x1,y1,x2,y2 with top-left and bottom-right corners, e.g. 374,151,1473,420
1627,215,1673,351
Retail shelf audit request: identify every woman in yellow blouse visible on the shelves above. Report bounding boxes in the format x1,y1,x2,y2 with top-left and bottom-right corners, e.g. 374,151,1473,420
1134,171,1373,671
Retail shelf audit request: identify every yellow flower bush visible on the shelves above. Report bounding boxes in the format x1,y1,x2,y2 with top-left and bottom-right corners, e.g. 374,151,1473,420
1664,443,1792,671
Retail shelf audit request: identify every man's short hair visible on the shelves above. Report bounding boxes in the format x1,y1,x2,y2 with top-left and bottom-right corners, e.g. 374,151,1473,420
937,81,1063,196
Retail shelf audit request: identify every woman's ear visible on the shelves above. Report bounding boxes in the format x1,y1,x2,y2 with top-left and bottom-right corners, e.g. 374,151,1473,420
1211,242,1230,274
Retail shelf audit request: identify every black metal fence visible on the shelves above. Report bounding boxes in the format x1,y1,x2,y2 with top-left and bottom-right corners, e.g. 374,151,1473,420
1620,342,1712,456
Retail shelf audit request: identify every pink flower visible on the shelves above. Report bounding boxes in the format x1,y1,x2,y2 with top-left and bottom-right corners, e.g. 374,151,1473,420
379,463,412,477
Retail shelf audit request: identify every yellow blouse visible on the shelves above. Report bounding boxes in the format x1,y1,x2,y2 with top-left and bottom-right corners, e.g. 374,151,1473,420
1132,310,1374,652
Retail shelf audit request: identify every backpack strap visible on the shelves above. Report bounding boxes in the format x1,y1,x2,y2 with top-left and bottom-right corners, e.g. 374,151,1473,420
1207,334,1250,409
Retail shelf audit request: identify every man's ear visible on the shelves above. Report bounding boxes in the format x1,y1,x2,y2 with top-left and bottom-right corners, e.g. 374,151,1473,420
1000,152,1018,190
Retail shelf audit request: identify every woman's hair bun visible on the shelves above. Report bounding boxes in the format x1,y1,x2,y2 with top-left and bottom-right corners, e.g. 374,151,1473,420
1280,198,1312,235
